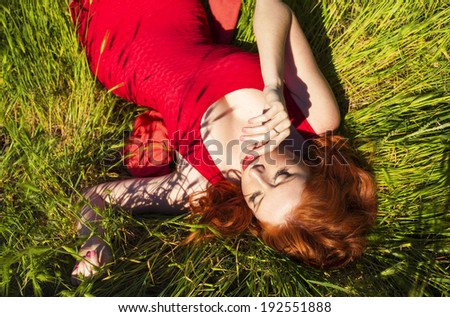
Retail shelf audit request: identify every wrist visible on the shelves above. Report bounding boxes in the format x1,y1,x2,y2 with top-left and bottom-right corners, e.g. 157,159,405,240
264,82,283,91
264,79,284,91
264,83,284,96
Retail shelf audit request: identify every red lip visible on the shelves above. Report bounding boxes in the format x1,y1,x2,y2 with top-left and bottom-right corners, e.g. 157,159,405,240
242,155,256,171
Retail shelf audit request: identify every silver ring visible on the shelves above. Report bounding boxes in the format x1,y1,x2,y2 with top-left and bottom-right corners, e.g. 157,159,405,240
273,127,280,135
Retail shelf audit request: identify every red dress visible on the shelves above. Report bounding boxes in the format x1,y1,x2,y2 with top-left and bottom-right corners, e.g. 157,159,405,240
70,0,316,184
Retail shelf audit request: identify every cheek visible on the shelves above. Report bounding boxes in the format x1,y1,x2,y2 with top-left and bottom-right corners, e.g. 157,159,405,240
240,176,254,210
240,173,250,193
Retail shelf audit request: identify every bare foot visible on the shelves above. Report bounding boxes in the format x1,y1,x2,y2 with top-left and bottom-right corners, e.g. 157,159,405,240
71,235,112,285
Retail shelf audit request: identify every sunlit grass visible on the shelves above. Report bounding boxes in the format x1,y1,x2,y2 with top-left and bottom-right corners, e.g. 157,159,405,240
1,0,449,296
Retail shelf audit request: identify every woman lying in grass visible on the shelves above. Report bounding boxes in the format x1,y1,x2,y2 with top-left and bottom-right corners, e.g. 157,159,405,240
70,0,377,283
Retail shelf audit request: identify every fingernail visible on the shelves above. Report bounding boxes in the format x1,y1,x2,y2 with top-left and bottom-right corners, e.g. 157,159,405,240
241,155,255,171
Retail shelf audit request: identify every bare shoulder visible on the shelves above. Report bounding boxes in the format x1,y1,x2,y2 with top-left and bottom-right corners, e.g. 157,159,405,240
137,151,210,212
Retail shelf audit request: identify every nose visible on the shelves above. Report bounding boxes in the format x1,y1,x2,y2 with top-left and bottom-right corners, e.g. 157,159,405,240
249,164,271,189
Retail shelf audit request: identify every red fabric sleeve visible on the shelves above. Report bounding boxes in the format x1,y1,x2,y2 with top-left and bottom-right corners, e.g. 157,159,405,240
208,0,242,44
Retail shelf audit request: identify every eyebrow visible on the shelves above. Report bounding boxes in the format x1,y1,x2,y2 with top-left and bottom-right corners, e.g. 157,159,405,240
255,177,296,213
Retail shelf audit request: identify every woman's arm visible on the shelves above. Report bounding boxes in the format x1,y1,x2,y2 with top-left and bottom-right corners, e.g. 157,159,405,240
281,6,340,133
253,0,291,89
77,173,190,234
245,0,340,149
238,0,293,158
75,172,190,239
71,165,206,284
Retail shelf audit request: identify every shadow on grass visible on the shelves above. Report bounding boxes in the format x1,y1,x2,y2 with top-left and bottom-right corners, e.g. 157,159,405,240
291,1,350,120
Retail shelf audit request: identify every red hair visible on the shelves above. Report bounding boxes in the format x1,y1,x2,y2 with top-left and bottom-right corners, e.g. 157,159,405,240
186,134,378,269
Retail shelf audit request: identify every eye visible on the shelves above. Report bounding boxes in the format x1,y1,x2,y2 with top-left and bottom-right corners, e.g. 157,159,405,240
274,168,292,182
249,191,262,206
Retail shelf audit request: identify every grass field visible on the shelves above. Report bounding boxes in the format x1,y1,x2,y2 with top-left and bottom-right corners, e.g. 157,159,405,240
1,0,449,296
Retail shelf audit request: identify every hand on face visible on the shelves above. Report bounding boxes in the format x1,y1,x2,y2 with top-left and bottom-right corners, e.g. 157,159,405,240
239,85,291,160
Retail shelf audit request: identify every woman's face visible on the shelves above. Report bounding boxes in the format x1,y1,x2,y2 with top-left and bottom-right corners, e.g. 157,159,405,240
241,148,310,225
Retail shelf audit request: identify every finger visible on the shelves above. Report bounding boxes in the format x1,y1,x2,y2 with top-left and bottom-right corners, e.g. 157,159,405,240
246,129,290,158
243,114,289,136
248,102,284,124
80,262,93,280
248,104,282,124
84,250,100,268
239,142,261,161
271,119,292,136
240,149,260,163
241,119,291,147
245,139,269,151
240,132,270,144
242,132,286,153
71,262,90,284
71,262,82,285
241,116,291,150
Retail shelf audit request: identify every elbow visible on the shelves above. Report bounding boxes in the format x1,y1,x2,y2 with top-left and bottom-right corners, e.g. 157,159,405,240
81,185,107,206
323,99,341,132
82,186,98,200
311,103,341,135
327,108,341,132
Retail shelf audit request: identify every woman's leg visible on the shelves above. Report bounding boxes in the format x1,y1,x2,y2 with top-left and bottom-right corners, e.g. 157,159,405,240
283,10,340,134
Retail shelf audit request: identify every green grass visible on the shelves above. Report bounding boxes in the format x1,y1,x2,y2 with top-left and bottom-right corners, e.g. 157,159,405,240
1,0,449,296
